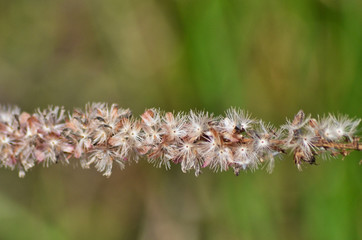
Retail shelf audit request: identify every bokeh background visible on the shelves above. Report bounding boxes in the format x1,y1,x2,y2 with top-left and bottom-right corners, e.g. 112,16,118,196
0,0,361,239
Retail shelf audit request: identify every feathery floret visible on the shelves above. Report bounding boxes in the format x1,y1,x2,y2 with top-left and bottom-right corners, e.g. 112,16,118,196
0,104,360,177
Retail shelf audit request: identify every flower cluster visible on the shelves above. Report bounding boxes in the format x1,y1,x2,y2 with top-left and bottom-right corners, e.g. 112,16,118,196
282,110,361,169
0,104,360,177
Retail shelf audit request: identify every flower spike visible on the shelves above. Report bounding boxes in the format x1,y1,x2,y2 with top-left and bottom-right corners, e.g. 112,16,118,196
0,105,361,177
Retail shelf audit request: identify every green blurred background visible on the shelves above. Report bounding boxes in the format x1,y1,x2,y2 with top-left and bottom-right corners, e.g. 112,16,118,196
0,0,361,239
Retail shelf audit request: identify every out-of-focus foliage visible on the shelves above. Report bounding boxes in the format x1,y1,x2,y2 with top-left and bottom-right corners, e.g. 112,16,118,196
0,0,361,239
